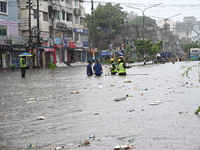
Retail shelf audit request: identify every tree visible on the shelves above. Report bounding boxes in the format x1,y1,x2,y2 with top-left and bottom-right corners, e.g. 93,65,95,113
124,44,133,60
181,41,200,53
129,16,157,27
160,23,172,37
85,3,126,46
134,39,153,64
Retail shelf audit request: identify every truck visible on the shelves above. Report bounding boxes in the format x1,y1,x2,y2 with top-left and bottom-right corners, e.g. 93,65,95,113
190,48,200,60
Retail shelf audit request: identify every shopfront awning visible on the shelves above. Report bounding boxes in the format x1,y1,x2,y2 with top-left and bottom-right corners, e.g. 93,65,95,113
39,47,54,52
116,51,124,55
101,51,111,56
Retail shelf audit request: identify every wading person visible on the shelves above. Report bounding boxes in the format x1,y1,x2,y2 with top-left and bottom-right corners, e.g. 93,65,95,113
20,56,27,78
117,59,127,76
86,60,93,76
93,59,103,76
110,58,117,75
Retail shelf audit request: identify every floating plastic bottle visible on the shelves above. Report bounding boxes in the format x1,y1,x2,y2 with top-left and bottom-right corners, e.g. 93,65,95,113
89,134,95,140
126,94,132,97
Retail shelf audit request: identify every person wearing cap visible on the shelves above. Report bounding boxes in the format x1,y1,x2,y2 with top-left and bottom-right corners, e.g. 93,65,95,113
20,56,27,78
93,59,103,76
110,58,117,75
117,59,127,76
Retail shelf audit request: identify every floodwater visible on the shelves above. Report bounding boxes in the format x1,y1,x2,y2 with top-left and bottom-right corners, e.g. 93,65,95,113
0,61,200,150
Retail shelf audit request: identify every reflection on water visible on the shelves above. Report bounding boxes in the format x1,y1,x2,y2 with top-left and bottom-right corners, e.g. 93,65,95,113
0,62,200,150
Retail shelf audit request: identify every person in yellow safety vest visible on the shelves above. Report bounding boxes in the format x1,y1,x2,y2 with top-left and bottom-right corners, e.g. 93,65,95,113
117,59,127,76
110,58,117,75
20,56,27,78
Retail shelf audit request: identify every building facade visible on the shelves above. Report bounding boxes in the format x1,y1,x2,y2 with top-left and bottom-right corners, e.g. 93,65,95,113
0,0,24,68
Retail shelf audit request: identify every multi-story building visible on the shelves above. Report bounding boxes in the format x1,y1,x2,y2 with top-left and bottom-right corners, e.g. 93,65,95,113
19,0,89,68
0,0,24,68
48,0,89,65
175,16,198,43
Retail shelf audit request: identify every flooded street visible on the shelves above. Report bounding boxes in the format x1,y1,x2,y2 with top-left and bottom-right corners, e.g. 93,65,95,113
0,61,200,150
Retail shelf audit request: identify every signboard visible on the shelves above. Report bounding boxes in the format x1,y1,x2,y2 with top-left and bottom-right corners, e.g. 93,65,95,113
83,41,89,47
73,28,89,34
69,42,76,48
44,48,54,52
0,41,5,44
54,38,61,44
63,36,68,47
76,41,83,47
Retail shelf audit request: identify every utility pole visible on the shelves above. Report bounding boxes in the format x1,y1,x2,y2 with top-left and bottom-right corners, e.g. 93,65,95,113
91,0,94,62
126,3,162,65
26,0,32,52
151,13,181,52
36,0,40,66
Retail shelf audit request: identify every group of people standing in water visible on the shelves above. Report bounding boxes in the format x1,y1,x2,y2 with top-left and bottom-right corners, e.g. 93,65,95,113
86,58,129,76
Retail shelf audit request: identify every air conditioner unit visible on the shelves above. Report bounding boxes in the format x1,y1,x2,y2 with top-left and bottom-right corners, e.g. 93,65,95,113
74,8,78,16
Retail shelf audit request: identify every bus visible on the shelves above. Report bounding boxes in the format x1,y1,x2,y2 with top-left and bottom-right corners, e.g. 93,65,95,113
190,48,200,60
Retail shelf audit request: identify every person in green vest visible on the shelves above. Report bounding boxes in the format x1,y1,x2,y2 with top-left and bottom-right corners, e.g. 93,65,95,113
20,56,27,78
117,59,127,76
110,58,117,75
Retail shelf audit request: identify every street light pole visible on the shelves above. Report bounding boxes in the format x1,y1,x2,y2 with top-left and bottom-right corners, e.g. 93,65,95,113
126,3,162,40
151,13,181,52
126,3,162,65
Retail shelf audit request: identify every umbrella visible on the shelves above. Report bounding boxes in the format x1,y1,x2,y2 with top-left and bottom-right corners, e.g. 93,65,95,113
19,52,32,57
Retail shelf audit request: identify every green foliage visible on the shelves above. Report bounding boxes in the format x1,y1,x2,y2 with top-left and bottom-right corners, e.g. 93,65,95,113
181,65,198,78
85,3,126,38
194,106,200,115
126,60,135,64
10,64,17,70
134,39,153,55
181,41,200,53
48,62,57,73
129,16,157,28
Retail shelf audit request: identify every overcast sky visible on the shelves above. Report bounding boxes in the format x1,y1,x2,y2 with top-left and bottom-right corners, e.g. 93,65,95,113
82,0,200,22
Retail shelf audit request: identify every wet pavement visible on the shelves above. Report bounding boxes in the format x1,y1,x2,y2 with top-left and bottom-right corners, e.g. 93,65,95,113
0,61,200,150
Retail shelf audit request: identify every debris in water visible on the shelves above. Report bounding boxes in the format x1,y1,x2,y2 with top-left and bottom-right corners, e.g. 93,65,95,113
194,106,200,115
37,116,45,120
89,134,95,140
124,79,132,83
126,94,132,97
70,91,80,94
78,140,90,147
52,146,64,150
28,98,35,101
149,103,159,105
113,97,126,101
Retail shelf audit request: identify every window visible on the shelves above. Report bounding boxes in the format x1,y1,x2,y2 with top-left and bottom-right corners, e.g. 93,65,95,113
33,10,37,19
67,13,72,21
43,12,48,21
74,0,78,6
75,34,79,41
62,11,65,20
0,1,7,13
0,28,6,36
54,10,60,19
74,16,79,24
